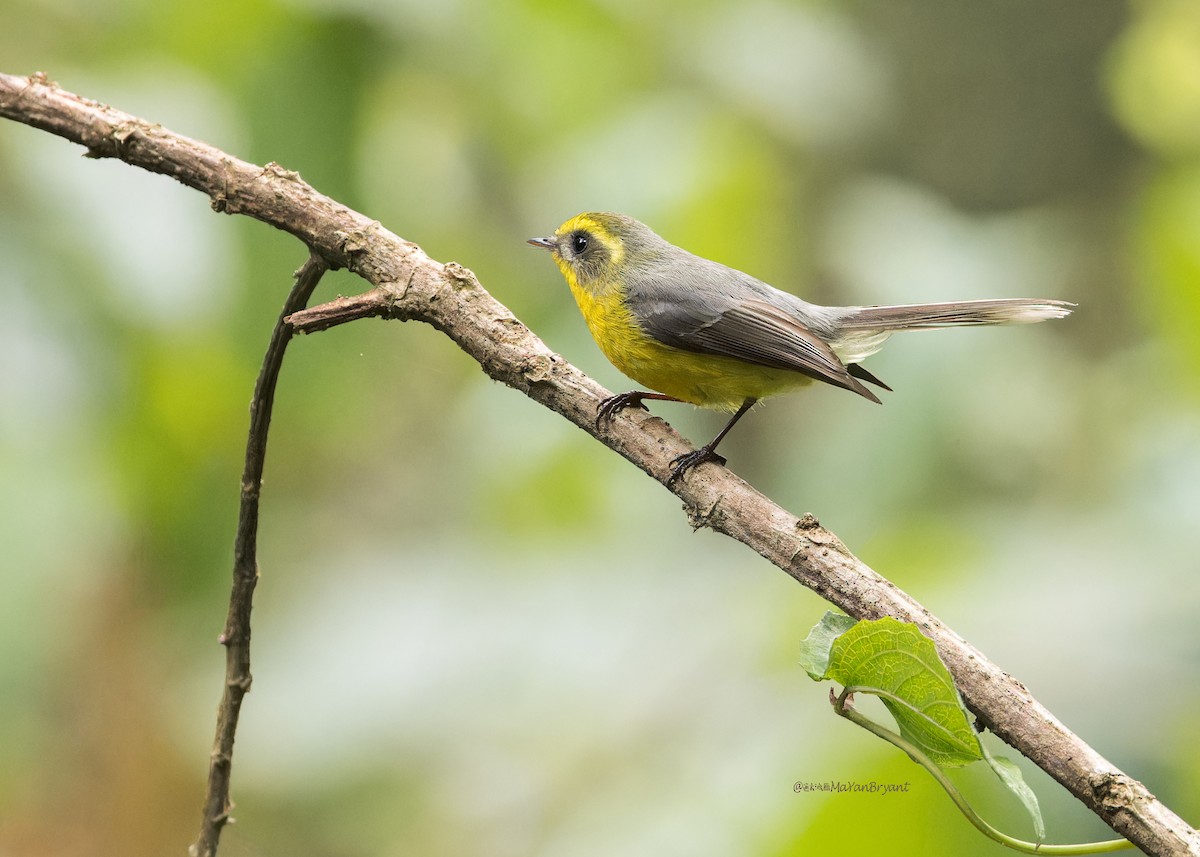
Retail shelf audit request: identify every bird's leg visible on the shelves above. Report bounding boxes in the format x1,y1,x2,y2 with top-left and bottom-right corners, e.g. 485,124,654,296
667,399,757,484
596,391,681,427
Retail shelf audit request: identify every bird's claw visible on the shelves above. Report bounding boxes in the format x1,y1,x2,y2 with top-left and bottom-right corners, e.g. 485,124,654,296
596,392,648,427
666,446,727,485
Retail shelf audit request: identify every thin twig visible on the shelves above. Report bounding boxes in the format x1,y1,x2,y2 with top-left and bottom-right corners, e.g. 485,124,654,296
1,72,1195,857
189,255,327,857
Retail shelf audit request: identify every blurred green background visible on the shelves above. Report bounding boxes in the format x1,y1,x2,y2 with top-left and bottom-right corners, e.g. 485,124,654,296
2,1,1199,855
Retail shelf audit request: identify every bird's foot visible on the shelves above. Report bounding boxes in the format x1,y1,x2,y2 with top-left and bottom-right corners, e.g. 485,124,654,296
596,391,649,427
667,446,727,485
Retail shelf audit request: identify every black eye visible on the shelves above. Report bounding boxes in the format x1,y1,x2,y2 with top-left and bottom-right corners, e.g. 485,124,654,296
571,232,589,255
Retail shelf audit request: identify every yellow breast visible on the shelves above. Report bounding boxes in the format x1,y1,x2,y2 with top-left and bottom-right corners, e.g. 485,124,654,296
567,279,813,412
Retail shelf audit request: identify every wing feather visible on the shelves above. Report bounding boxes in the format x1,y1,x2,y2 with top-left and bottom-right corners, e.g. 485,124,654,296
627,261,879,403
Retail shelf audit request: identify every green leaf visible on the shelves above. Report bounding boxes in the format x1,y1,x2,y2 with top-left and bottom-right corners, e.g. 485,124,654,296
799,615,1126,852
984,750,1047,843
798,611,859,680
825,617,983,767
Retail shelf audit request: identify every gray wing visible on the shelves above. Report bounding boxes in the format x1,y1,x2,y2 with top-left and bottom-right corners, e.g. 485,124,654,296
625,259,880,403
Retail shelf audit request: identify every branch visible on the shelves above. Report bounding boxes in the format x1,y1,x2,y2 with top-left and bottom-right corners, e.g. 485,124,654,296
2,72,1195,857
191,255,327,857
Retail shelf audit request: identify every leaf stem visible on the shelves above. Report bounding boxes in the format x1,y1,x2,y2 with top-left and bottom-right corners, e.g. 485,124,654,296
834,688,1134,855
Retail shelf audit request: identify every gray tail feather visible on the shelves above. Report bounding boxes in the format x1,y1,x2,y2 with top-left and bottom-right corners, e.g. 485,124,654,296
839,298,1074,332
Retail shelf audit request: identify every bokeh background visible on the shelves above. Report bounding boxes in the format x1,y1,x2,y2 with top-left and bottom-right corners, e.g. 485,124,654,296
2,1,1199,855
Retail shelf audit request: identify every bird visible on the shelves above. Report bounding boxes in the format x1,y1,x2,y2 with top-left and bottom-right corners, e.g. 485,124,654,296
528,212,1073,482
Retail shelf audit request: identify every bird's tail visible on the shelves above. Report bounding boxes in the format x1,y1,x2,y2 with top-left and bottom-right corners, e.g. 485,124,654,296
839,298,1074,330
827,298,1073,364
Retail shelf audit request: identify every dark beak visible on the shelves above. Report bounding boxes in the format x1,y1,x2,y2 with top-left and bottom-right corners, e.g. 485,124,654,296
527,236,556,250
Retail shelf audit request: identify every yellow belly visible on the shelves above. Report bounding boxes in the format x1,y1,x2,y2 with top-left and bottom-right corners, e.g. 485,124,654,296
571,282,814,412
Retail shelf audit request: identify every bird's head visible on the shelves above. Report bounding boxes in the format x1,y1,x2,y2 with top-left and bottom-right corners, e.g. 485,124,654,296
527,212,660,292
